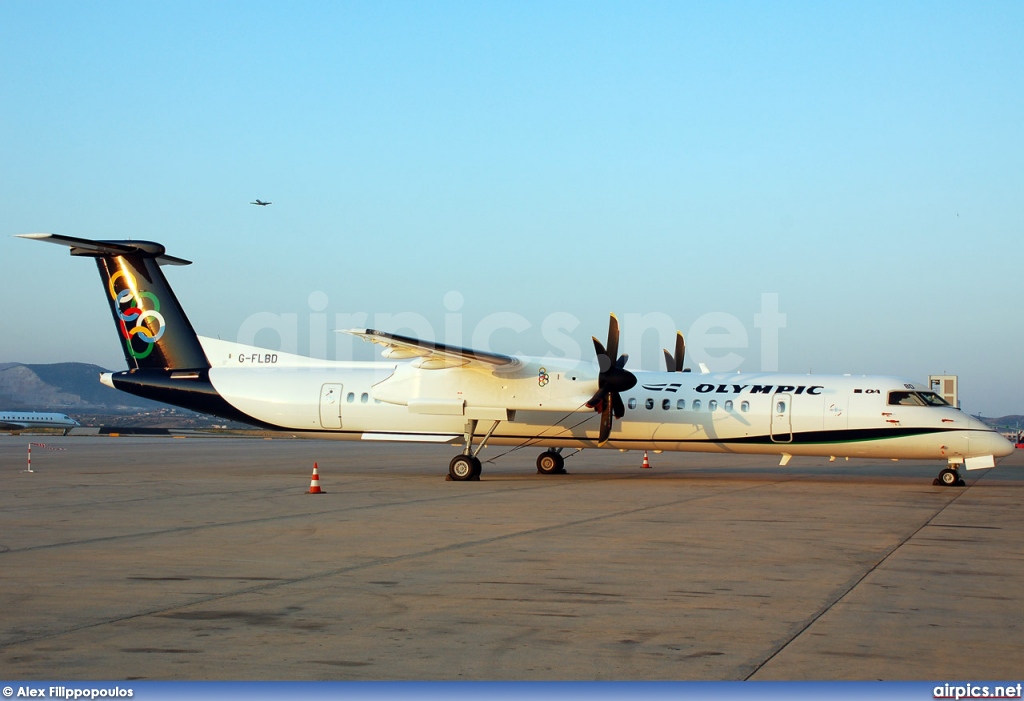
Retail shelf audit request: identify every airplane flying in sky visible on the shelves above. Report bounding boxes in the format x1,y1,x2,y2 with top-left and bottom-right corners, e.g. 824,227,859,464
249,200,272,206
0,411,79,435
17,233,1016,485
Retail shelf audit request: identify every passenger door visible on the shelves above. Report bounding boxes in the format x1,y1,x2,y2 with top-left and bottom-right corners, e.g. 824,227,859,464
319,383,343,429
770,393,793,443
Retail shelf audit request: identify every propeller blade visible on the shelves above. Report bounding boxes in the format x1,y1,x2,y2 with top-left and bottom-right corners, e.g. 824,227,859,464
663,331,686,372
675,331,686,372
598,400,614,445
605,313,620,362
612,391,626,419
592,337,612,373
589,314,635,444
585,388,606,412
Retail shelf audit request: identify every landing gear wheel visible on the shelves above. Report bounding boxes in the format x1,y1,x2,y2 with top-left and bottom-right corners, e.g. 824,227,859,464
938,467,961,487
449,455,481,481
536,450,565,475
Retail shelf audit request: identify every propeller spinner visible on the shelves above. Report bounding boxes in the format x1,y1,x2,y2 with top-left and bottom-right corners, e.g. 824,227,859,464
586,314,637,445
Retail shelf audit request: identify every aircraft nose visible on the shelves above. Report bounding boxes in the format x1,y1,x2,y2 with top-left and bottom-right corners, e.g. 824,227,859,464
969,424,1017,458
992,433,1017,458
963,417,1016,458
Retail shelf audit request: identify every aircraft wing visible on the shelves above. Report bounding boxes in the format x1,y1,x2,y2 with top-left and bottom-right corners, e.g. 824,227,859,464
344,329,519,370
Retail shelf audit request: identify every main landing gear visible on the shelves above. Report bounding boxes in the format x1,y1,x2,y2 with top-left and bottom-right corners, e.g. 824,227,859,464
446,421,573,480
536,449,566,475
449,454,481,481
448,419,501,482
934,466,966,487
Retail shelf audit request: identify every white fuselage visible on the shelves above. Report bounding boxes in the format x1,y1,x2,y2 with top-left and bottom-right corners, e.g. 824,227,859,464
23,232,1014,478
0,412,79,431
186,337,1014,467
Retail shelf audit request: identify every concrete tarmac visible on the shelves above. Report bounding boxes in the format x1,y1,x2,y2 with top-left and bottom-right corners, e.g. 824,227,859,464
1,435,1022,680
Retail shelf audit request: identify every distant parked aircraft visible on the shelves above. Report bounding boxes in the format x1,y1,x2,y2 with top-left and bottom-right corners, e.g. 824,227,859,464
0,412,79,435
250,200,272,206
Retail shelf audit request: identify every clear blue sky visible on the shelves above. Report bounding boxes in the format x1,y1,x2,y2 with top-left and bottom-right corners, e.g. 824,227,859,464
2,1,1021,417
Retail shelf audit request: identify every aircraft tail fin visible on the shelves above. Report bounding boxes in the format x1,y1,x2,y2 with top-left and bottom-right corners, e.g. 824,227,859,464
18,233,210,371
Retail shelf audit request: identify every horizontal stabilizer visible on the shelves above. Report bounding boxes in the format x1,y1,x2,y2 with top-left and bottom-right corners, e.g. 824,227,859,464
16,233,192,266
20,232,206,370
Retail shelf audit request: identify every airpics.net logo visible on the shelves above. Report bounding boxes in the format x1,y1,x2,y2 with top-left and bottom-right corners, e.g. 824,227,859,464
235,292,788,372
934,682,1023,699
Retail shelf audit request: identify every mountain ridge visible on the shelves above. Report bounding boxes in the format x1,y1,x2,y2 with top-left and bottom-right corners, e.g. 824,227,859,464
0,362,169,412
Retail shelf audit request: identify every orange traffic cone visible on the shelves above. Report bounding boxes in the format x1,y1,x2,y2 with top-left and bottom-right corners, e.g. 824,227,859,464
641,451,651,469
308,463,323,494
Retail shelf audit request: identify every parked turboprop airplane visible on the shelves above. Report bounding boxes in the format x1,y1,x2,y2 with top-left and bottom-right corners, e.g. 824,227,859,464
18,233,1015,485
0,411,79,435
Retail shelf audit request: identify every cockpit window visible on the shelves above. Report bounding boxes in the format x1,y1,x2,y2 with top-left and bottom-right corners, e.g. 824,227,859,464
888,391,951,407
888,391,925,406
917,391,950,406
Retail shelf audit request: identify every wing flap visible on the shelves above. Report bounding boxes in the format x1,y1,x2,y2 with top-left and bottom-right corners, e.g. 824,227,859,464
344,328,518,370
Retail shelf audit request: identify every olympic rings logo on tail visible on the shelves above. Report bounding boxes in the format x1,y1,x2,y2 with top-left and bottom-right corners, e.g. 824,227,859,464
108,270,166,360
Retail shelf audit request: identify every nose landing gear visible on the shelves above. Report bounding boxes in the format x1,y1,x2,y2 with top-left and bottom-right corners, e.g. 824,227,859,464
934,466,966,487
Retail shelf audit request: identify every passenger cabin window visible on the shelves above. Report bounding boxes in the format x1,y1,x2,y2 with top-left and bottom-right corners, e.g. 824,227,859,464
709,400,718,411
676,399,685,410
347,392,355,403
360,393,369,403
662,398,671,410
776,400,786,413
628,398,637,410
740,401,750,412
693,399,702,411
724,400,733,411
645,398,654,410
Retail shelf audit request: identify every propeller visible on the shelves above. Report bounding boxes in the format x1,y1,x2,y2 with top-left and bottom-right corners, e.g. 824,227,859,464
662,331,687,372
586,314,637,445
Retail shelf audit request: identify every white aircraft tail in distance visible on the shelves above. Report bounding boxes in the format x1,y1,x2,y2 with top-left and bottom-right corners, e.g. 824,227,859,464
0,411,79,435
17,232,1016,485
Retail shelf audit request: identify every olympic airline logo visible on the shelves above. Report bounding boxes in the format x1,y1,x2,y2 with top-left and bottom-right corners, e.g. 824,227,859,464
108,269,166,360
538,367,549,387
